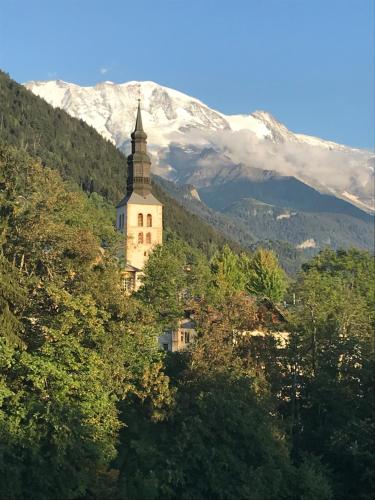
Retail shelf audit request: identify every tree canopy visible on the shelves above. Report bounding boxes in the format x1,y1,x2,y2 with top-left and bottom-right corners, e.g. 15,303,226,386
0,142,373,499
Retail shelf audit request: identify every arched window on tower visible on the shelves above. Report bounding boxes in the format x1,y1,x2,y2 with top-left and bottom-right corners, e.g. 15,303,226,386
146,232,151,244
138,213,143,226
147,214,152,227
138,232,144,244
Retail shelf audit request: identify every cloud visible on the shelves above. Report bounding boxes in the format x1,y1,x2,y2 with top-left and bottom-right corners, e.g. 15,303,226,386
100,67,108,75
210,129,373,195
162,127,374,208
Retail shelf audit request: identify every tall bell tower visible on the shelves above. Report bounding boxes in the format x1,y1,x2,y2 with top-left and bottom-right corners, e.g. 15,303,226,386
116,101,163,290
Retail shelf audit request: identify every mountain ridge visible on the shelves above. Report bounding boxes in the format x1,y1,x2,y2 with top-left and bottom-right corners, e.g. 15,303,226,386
25,79,369,152
24,79,374,214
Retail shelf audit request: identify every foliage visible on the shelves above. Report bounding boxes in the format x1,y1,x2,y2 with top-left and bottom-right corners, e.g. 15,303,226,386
210,244,248,294
117,292,332,500
0,144,170,499
245,248,287,303
282,249,375,500
137,235,213,326
0,111,373,499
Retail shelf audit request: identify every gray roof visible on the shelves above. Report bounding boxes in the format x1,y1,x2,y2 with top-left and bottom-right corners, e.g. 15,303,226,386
116,191,162,208
123,264,142,273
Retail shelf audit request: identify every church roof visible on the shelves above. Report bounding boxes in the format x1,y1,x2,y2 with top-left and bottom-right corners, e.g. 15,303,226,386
116,191,163,208
131,100,147,141
134,100,144,132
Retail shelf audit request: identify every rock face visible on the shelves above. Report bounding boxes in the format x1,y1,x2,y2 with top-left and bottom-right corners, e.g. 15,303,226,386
25,79,374,213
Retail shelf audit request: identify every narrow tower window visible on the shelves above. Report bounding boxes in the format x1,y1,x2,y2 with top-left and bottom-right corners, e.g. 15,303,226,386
138,232,144,244
146,232,151,244
147,214,152,227
138,213,143,226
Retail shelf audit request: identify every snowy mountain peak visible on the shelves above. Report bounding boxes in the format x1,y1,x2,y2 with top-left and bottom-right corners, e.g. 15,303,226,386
24,79,374,213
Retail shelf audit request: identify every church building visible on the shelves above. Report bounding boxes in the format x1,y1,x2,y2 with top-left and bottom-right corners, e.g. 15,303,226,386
116,101,163,291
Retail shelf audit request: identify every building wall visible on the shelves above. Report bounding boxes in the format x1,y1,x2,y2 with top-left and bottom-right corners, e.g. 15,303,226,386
124,202,163,271
158,330,173,352
171,318,196,352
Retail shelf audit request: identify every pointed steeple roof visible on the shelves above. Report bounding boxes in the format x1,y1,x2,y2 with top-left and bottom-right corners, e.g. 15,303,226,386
127,99,151,196
134,99,144,131
131,99,147,140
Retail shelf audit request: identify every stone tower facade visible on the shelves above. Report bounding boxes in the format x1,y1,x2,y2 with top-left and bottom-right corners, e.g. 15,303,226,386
116,101,163,290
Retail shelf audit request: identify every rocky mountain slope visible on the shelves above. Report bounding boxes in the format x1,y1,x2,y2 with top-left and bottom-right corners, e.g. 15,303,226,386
23,78,374,255
25,79,374,214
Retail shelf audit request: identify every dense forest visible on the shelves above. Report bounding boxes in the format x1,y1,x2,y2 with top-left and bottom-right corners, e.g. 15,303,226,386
1,143,374,499
1,70,374,499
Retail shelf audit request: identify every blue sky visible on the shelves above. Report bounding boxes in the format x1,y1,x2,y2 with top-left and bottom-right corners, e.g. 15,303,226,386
0,0,373,148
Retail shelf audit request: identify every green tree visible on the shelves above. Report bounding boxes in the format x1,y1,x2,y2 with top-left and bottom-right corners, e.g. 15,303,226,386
283,249,375,500
137,237,188,327
137,235,215,327
245,248,287,302
0,144,171,500
210,245,248,296
117,291,331,500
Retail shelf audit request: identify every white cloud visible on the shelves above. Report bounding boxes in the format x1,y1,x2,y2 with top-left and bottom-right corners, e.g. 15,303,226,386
163,127,374,209
100,67,108,75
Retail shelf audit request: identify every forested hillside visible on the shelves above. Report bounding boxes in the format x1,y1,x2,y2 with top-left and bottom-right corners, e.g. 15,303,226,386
1,143,374,500
154,175,312,273
0,70,233,255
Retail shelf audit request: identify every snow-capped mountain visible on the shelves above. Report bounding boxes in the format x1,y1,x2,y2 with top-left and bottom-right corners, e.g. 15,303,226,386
24,79,374,213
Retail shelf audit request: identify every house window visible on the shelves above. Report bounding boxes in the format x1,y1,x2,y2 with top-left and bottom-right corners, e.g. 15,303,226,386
146,232,151,244
122,275,134,292
138,213,143,226
147,214,152,227
181,334,184,342
138,232,144,244
162,343,169,351
184,331,190,343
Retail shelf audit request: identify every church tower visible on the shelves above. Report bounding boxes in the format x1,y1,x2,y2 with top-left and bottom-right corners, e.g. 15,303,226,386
116,101,163,290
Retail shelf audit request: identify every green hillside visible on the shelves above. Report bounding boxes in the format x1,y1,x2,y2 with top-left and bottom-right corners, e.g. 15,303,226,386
154,175,311,274
225,197,374,250
0,70,233,255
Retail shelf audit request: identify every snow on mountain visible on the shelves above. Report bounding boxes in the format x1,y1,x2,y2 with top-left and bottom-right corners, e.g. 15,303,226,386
24,79,374,213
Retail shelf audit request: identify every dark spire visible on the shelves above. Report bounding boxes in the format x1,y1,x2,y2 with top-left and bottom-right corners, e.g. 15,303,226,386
134,99,144,132
127,100,152,196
